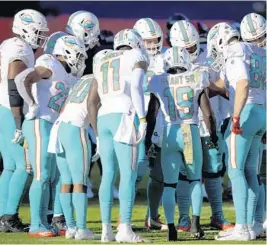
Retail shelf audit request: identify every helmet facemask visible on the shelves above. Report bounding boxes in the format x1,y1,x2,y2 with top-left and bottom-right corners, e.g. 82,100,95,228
144,37,162,56
246,32,266,48
83,28,100,50
185,42,200,62
64,50,86,77
208,45,225,72
12,9,49,49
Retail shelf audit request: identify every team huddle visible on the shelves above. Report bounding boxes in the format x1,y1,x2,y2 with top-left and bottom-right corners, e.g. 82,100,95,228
0,8,266,243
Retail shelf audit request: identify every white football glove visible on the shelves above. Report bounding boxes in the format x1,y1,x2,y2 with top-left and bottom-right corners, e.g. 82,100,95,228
91,137,100,162
135,121,147,145
11,129,24,145
25,104,39,120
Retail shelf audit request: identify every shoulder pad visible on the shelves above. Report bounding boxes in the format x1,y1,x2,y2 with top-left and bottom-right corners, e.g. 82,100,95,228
3,38,34,66
35,54,57,71
226,42,245,59
131,48,150,64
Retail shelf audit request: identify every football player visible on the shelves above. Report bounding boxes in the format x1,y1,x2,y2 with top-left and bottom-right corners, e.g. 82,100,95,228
89,29,149,242
240,12,266,238
133,18,167,231
146,46,218,241
43,10,101,233
0,9,48,232
170,20,233,233
49,64,110,239
207,22,266,241
14,35,87,237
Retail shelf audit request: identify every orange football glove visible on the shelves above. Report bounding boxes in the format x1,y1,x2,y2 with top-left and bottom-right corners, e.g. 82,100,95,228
232,116,242,134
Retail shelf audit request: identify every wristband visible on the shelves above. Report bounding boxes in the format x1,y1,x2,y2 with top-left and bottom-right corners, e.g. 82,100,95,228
232,116,240,123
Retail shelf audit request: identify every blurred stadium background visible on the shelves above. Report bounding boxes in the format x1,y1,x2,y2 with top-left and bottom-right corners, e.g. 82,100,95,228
0,1,266,44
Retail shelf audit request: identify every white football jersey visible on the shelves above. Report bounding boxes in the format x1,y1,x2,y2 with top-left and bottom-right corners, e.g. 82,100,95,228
196,48,222,136
32,54,74,123
222,42,266,107
147,65,210,125
60,75,94,128
94,48,149,116
0,37,34,108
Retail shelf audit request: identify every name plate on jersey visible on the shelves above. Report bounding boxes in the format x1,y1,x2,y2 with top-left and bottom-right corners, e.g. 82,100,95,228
181,124,193,164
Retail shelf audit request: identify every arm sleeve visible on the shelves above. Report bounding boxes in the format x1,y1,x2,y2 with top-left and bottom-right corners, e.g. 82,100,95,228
131,67,146,119
8,79,24,107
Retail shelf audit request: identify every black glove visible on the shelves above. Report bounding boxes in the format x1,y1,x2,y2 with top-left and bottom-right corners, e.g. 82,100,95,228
206,134,219,150
146,143,160,159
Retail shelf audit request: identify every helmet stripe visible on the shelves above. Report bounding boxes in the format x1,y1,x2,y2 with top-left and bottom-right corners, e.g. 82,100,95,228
247,14,256,34
178,21,190,43
119,30,125,42
173,47,179,64
144,18,156,35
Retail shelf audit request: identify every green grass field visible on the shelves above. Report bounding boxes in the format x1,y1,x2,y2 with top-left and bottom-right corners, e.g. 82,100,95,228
0,199,265,244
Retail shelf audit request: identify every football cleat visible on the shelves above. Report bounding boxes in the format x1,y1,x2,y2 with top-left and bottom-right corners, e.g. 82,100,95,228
101,224,116,242
2,214,29,233
116,223,144,243
177,216,191,232
51,215,67,236
0,216,8,232
28,224,55,237
210,215,234,230
253,221,265,238
215,225,250,241
190,215,204,239
65,227,77,239
75,228,95,240
147,215,168,231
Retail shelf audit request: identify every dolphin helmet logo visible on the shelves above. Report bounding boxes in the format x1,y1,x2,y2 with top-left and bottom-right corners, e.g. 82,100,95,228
64,37,78,48
19,13,34,25
80,19,95,30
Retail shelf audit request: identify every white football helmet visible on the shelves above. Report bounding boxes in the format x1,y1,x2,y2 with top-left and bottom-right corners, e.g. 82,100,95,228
164,46,191,72
12,9,49,49
53,35,87,77
240,13,266,47
207,22,240,72
114,29,144,50
92,49,113,74
133,18,163,56
66,11,100,50
44,31,68,54
170,20,200,62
